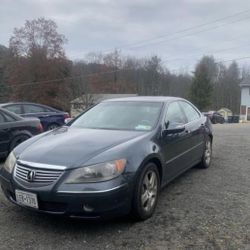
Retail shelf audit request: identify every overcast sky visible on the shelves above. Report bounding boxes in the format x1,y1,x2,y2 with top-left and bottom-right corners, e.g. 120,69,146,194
1,0,250,72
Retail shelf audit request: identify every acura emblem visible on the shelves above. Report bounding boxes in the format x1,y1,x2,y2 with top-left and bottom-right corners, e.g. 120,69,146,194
26,170,36,182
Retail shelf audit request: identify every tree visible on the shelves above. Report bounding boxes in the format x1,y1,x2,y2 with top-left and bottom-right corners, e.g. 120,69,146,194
141,56,163,95
224,61,240,113
190,61,213,111
7,18,70,110
9,18,66,58
0,45,9,102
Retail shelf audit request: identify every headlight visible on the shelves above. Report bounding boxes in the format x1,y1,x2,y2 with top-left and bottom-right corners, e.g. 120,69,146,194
65,159,126,183
3,151,17,173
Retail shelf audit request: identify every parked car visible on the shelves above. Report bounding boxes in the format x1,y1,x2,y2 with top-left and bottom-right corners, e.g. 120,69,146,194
203,111,225,124
0,108,43,158
0,102,70,131
0,97,213,220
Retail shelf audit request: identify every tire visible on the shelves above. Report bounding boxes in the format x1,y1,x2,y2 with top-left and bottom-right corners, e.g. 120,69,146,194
199,137,212,169
131,163,160,221
47,123,59,130
10,134,30,151
210,118,216,124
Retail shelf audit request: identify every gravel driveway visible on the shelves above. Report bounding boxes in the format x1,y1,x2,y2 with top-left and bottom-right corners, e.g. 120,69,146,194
0,124,250,250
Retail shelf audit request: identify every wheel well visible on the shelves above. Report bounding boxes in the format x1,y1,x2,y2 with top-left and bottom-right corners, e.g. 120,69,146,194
9,133,31,151
146,158,163,184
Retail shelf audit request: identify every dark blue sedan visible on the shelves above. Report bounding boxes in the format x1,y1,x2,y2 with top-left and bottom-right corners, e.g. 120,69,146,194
0,102,70,131
0,97,213,220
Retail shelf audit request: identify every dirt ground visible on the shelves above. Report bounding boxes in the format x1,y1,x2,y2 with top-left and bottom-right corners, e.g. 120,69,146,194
0,123,250,250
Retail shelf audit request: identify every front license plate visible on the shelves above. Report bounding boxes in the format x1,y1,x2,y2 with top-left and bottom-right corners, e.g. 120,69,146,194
15,190,38,209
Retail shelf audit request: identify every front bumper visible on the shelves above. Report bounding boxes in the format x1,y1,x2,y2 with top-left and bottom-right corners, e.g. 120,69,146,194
0,170,132,219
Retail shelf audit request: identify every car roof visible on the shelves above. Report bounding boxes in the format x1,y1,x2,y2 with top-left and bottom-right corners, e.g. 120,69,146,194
0,102,60,111
102,96,184,103
0,102,48,106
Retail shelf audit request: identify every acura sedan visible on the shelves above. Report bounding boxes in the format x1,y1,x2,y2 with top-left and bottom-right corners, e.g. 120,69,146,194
0,97,213,220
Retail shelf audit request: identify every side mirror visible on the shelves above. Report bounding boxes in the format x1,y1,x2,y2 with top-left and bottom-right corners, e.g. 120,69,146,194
163,122,185,135
65,118,73,124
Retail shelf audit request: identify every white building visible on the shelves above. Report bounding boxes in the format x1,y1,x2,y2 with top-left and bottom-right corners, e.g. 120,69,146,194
240,80,250,122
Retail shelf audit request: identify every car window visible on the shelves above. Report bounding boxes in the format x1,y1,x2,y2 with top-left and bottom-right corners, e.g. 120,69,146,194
4,113,16,122
0,111,16,123
23,104,46,113
71,101,163,131
0,113,5,123
5,104,22,114
165,102,186,125
44,107,53,112
179,101,200,123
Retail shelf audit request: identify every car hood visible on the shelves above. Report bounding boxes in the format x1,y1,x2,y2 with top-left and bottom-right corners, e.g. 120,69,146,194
17,126,147,168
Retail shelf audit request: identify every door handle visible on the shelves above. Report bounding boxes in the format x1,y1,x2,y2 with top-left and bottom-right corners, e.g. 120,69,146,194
185,129,191,134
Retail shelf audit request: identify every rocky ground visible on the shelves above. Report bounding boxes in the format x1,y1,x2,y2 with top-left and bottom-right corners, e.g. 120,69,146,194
0,123,250,250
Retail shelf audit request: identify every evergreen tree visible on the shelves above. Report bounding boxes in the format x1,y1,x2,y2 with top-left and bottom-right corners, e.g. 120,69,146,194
190,62,213,111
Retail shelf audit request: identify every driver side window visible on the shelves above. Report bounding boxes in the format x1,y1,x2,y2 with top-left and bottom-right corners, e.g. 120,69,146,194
165,102,186,125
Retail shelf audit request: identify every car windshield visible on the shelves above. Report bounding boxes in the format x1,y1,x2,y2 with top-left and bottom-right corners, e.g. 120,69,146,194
71,101,163,131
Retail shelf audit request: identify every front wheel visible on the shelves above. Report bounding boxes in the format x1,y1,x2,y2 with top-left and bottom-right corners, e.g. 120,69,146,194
199,138,212,168
131,163,160,221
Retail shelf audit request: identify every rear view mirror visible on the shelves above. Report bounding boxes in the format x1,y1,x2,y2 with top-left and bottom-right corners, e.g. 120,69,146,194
164,122,185,135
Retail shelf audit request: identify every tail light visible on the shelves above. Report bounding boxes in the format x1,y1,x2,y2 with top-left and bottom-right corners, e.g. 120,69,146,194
37,123,44,133
64,113,70,119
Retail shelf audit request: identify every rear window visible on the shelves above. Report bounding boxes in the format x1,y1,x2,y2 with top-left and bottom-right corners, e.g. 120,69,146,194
0,112,16,123
0,113,5,123
4,113,16,122
5,105,22,114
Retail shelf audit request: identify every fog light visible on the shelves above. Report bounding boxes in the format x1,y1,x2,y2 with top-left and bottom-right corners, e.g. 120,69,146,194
83,204,94,212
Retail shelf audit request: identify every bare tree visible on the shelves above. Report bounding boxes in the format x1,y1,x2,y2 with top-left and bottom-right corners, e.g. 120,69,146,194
9,17,66,58
7,18,70,110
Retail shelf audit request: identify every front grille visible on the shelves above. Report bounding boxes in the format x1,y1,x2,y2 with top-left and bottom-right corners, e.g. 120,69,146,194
14,164,63,185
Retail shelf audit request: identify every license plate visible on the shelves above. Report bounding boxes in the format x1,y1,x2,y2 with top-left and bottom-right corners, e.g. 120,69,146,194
15,190,38,209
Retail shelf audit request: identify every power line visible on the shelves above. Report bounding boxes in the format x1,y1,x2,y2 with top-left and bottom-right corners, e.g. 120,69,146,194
162,42,250,64
125,15,250,50
168,56,250,73
103,9,250,52
216,56,250,64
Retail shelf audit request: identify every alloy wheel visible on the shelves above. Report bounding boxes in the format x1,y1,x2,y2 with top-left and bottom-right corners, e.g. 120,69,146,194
141,170,158,212
204,140,212,165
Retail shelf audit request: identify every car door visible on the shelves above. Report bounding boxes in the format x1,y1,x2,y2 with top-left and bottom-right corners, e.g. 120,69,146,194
0,111,11,155
179,101,205,166
161,101,191,182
